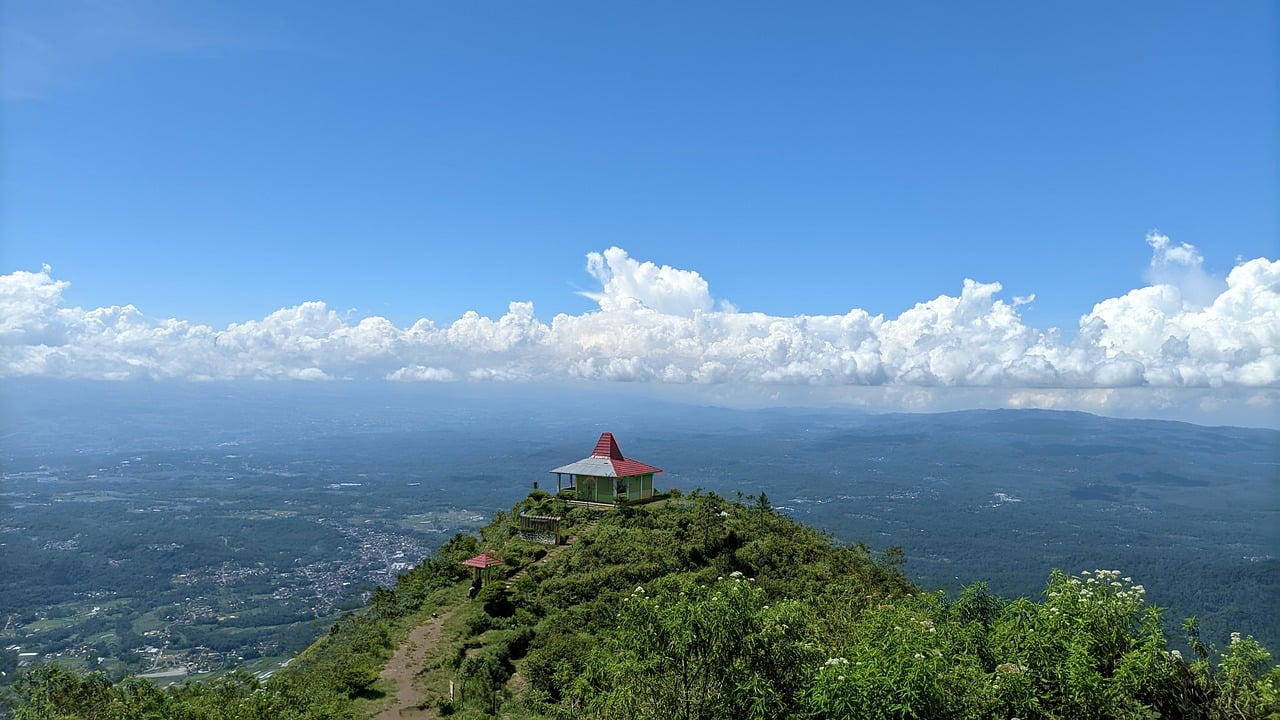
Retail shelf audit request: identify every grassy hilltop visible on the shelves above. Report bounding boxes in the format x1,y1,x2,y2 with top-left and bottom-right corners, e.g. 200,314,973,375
7,491,1279,719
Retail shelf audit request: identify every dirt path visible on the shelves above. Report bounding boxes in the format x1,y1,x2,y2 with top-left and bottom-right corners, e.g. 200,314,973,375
374,610,454,720
374,524,598,718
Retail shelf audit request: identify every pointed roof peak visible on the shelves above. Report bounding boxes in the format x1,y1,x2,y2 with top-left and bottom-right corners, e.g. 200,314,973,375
551,432,662,477
462,552,502,569
592,432,624,460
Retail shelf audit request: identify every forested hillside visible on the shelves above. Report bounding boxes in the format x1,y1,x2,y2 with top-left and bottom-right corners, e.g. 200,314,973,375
7,492,1278,719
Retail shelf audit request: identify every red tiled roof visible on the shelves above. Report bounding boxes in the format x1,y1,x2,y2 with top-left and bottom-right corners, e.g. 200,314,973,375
593,432,625,460
612,457,662,476
548,432,661,477
462,553,502,569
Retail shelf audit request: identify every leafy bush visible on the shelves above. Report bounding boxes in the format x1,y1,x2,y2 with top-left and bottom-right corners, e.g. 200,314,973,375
477,584,515,618
10,494,1279,720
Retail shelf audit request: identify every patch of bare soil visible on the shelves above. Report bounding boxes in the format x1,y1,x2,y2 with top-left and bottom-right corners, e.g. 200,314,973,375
374,610,454,720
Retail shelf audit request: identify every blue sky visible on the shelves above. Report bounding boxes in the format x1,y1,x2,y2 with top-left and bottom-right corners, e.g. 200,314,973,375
2,1,1277,424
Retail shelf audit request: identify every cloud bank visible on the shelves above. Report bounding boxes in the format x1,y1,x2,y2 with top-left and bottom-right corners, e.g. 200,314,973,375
3,239,1277,406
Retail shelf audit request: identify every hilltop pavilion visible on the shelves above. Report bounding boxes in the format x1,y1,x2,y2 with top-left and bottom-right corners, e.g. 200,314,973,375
550,432,662,504
461,552,503,587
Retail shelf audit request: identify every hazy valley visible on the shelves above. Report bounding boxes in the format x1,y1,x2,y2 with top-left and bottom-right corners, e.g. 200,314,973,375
2,380,1276,684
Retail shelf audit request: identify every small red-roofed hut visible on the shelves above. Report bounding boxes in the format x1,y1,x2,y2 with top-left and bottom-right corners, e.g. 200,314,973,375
549,432,662,504
462,552,503,586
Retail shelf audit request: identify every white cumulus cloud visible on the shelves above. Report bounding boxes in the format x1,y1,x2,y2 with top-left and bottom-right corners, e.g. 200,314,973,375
2,237,1276,412
387,365,457,382
1143,231,1224,307
1079,255,1279,388
580,247,716,315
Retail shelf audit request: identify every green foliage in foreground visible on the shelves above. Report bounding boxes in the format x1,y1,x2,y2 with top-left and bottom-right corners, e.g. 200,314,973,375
7,492,1279,719
550,570,1279,720
2,532,477,720
6,665,350,720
